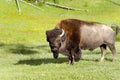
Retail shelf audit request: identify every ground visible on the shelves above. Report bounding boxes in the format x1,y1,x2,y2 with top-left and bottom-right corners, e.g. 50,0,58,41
0,0,120,80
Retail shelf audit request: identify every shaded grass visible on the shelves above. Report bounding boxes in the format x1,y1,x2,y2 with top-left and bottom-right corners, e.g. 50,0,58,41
15,57,68,65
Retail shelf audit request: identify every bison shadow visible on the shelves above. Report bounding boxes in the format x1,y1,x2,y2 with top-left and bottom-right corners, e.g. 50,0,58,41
15,57,112,66
0,43,5,47
15,58,68,65
5,44,49,55
81,58,99,62
81,58,112,62
6,44,38,55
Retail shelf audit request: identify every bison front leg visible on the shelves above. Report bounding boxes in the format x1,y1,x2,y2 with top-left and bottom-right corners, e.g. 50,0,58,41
74,48,82,62
68,50,75,65
68,46,81,65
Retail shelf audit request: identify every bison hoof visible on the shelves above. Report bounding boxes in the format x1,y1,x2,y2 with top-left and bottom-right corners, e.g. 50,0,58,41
53,56,58,59
69,61,74,65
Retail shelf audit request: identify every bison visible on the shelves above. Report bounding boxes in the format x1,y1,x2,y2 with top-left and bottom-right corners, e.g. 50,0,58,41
46,19,119,64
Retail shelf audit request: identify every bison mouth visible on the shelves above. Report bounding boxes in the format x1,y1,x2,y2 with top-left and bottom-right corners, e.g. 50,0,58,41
53,52,59,59
51,49,59,59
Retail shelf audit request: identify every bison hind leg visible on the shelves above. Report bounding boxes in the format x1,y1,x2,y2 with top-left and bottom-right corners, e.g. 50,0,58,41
108,44,116,62
100,44,107,62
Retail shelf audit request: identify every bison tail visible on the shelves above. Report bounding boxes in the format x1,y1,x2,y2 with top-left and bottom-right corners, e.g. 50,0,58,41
116,27,120,35
111,24,120,35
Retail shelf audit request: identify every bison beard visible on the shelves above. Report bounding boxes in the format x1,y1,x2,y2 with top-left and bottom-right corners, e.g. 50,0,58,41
46,19,118,65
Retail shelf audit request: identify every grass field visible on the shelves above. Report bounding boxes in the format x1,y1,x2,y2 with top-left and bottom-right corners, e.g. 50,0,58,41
0,43,120,80
0,0,120,80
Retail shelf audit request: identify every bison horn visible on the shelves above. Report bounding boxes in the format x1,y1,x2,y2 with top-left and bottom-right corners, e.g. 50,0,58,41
60,29,65,37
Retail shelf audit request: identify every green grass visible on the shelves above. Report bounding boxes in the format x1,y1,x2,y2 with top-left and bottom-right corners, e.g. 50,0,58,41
0,0,120,80
0,42,120,80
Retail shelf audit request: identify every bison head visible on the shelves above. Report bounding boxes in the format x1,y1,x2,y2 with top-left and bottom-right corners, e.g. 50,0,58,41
46,28,64,59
